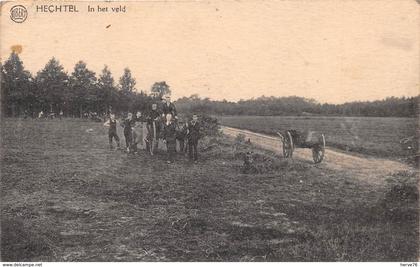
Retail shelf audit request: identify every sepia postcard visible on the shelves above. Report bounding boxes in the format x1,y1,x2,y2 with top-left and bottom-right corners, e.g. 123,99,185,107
0,0,419,264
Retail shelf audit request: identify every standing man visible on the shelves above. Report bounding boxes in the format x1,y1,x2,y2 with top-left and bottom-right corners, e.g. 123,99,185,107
146,103,162,154
162,95,177,119
187,114,201,163
162,113,177,163
104,113,120,150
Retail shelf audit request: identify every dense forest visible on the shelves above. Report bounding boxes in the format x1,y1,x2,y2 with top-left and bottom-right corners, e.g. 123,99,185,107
1,52,418,118
176,95,419,117
1,53,170,117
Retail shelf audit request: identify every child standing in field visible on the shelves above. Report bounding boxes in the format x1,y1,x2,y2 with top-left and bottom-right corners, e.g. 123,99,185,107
121,112,136,153
103,113,120,150
176,120,188,154
187,114,201,163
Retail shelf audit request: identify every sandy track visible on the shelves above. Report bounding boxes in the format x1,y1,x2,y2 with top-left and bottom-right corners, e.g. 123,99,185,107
221,126,414,185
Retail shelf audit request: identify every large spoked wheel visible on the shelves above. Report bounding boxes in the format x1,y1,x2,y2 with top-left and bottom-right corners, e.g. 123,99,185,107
312,134,325,163
282,131,294,158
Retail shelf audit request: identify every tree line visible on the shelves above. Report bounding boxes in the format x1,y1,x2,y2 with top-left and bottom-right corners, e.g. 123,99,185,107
176,95,419,117
1,52,418,118
1,53,171,117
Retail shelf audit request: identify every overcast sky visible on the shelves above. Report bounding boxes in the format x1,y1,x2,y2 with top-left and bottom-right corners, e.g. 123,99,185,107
1,0,418,103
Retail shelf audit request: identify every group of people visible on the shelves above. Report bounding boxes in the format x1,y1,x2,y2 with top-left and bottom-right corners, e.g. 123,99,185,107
37,110,64,120
104,96,201,163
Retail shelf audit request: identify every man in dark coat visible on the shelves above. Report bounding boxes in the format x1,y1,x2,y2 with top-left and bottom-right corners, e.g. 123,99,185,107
162,113,177,163
161,95,177,119
175,121,188,153
146,103,162,152
147,104,161,125
187,114,200,162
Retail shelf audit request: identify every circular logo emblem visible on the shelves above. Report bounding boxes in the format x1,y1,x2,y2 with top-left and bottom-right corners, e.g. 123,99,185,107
10,5,27,23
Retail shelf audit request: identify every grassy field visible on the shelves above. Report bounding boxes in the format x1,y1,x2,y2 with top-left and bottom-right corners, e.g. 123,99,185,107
218,116,418,159
1,118,418,261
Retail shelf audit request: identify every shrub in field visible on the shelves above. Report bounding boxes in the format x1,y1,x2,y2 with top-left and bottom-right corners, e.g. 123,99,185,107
199,134,288,173
234,149,288,174
180,113,221,137
199,137,241,163
234,133,246,144
199,114,221,137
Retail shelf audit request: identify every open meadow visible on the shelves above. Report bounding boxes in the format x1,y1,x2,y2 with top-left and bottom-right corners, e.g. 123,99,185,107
1,118,418,261
218,116,417,160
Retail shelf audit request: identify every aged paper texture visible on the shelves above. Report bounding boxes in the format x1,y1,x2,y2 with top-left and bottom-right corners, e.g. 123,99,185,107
0,0,419,263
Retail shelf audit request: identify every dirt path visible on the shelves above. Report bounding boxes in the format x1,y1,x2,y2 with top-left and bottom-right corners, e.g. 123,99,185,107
222,126,415,185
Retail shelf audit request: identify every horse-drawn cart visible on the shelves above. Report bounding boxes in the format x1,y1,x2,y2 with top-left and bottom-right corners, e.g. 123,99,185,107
277,130,326,163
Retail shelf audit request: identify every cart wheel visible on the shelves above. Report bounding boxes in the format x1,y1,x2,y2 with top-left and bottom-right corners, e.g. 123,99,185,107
312,134,325,163
283,131,294,158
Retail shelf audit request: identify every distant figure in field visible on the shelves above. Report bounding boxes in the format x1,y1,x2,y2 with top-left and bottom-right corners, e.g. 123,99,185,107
38,111,44,119
187,114,200,163
48,112,55,119
59,110,63,120
103,113,120,150
162,113,177,163
121,112,136,153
